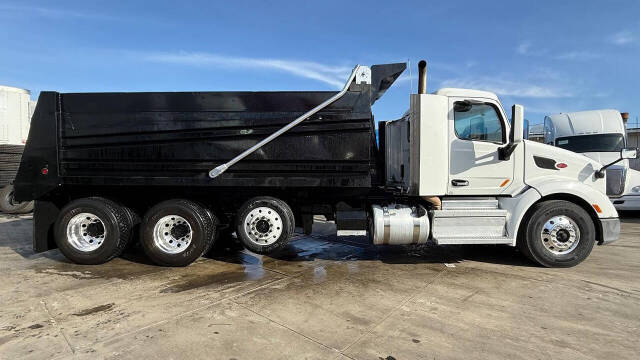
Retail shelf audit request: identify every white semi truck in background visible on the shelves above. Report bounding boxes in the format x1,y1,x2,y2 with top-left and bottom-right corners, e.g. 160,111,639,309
544,110,640,211
0,85,35,213
14,61,635,268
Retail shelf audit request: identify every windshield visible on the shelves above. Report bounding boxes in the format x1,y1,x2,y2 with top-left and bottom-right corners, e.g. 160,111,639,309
555,133,625,153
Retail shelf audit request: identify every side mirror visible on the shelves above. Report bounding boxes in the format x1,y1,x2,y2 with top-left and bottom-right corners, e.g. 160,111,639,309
499,104,524,160
595,147,639,178
511,104,524,143
621,147,639,160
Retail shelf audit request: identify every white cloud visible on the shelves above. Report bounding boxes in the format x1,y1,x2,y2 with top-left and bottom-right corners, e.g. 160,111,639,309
0,4,117,20
516,41,602,61
394,74,415,83
142,51,352,88
609,31,635,45
516,41,532,55
553,51,602,60
440,77,574,98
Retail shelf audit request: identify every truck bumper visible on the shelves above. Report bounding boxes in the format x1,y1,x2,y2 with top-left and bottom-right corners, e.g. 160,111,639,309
611,195,640,211
598,217,620,245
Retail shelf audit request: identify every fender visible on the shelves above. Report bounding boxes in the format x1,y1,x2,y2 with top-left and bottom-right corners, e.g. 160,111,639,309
499,187,541,246
499,179,617,247
527,177,617,218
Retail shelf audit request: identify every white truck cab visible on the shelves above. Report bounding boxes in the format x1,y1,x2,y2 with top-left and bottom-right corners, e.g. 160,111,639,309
544,110,640,210
381,61,632,267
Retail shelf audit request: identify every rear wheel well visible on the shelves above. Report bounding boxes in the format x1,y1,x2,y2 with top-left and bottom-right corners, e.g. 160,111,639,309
518,193,602,245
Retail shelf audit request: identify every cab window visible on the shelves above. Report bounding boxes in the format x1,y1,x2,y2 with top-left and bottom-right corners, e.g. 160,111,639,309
454,102,505,143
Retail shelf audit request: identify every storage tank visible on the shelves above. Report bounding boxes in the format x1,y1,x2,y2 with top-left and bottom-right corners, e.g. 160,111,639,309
0,85,35,213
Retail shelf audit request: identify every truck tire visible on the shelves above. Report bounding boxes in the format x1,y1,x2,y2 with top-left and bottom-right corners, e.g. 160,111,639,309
236,196,294,254
121,204,141,250
199,205,219,254
54,197,132,265
518,200,596,268
140,199,214,267
0,184,33,214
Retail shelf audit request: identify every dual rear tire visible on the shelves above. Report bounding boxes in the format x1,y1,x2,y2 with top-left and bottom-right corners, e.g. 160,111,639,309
54,196,293,266
55,198,218,267
55,197,133,265
140,200,217,267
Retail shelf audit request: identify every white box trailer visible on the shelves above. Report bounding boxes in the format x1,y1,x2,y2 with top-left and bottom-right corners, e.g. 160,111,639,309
0,85,35,213
544,110,640,210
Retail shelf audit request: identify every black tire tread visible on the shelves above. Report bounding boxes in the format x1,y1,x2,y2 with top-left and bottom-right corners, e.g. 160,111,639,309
236,196,294,254
173,200,215,258
199,205,219,255
141,199,213,266
55,197,131,264
86,197,132,261
519,200,595,268
0,185,28,213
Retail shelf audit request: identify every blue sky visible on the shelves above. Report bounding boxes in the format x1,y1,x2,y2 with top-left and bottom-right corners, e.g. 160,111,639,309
1,0,639,126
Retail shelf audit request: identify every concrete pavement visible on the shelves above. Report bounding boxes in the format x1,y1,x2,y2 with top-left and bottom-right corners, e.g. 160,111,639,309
1,214,639,359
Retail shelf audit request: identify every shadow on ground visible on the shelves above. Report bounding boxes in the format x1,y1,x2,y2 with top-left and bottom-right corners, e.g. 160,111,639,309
1,217,536,271
207,232,536,269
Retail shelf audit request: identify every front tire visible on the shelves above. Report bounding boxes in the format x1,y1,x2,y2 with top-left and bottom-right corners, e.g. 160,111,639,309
518,200,596,268
236,197,294,254
54,197,132,265
140,199,214,267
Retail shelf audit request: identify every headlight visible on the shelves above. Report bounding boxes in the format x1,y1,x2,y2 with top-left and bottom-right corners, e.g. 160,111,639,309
632,186,640,193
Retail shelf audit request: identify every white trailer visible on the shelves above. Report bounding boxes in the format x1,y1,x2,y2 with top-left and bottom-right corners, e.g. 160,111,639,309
0,85,35,213
544,110,640,211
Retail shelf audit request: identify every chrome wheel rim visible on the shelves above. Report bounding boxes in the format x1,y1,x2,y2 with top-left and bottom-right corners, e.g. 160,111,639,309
67,212,106,252
153,215,192,254
540,215,580,255
243,207,283,246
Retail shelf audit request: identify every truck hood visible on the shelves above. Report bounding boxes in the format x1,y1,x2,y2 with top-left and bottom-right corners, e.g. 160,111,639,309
623,167,640,195
524,140,606,195
580,151,626,167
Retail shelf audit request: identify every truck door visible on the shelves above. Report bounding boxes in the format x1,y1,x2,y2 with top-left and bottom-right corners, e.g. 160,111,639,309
448,98,515,195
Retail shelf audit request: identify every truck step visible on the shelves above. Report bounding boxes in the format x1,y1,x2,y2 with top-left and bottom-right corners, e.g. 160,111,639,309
441,197,499,210
434,236,512,245
432,209,507,239
433,209,507,217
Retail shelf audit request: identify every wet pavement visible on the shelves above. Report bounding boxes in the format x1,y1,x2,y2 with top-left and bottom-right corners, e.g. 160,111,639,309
1,213,639,359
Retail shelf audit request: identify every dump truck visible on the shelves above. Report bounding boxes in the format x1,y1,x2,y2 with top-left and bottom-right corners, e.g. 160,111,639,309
14,61,634,268
544,110,640,211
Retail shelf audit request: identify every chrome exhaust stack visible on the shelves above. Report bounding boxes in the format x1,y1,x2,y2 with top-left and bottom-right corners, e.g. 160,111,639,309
417,60,427,94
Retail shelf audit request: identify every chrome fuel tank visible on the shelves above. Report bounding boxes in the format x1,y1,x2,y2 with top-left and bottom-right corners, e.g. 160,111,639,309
371,204,430,245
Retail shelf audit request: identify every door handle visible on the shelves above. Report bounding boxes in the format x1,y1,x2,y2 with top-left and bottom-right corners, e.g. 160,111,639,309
451,179,469,187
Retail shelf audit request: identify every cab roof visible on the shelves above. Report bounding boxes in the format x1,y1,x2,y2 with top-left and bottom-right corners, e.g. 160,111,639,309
545,109,624,137
434,88,500,101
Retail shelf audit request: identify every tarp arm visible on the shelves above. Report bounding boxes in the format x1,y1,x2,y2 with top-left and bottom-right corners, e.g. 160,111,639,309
209,65,366,178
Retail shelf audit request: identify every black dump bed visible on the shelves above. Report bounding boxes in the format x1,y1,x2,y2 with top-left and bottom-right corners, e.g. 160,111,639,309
14,63,405,202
